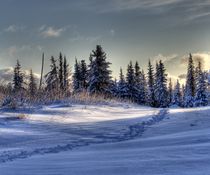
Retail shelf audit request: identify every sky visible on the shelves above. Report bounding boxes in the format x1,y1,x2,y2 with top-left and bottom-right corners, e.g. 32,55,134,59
0,0,210,83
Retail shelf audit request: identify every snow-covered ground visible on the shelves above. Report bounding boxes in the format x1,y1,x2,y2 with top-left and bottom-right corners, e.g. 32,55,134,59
0,104,210,175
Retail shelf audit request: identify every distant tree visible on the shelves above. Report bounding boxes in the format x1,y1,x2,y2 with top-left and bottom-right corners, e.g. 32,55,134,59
13,60,24,92
184,53,195,107
88,45,112,94
80,60,88,90
194,61,208,106
147,60,156,107
117,68,127,98
168,78,173,105
28,69,37,96
58,52,64,90
63,56,69,92
45,56,59,91
73,58,81,92
173,79,182,106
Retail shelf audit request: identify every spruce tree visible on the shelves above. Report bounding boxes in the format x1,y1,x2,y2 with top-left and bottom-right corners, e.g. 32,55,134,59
139,70,147,104
134,61,141,103
126,61,136,101
154,60,168,107
109,78,118,97
63,56,69,92
194,61,208,106
88,45,112,94
28,69,37,96
184,53,195,107
80,60,88,90
73,58,81,92
173,79,182,106
45,56,59,92
58,52,64,90
147,60,156,107
13,60,24,92
168,78,173,105
117,68,127,98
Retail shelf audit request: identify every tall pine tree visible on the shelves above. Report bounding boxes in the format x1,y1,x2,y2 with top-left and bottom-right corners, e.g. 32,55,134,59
13,60,24,92
88,45,112,94
45,56,59,92
73,58,81,92
154,60,168,107
117,68,127,98
126,61,136,101
173,79,182,106
63,56,69,92
184,53,195,107
58,52,64,90
168,78,173,105
147,60,156,107
194,61,208,106
80,60,88,90
28,69,37,96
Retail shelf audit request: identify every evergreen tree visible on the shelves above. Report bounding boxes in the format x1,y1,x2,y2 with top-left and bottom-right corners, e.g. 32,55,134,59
63,56,69,92
147,60,156,107
134,61,141,103
117,68,127,98
184,53,195,107
194,61,208,106
173,79,182,106
109,78,118,97
80,60,88,90
139,70,147,104
88,45,112,94
45,56,59,91
126,61,136,101
13,60,24,92
154,60,168,107
28,69,37,96
168,78,173,105
58,52,64,90
73,58,81,92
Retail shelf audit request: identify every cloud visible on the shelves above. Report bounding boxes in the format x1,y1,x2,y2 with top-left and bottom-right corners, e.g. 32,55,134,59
110,29,115,36
40,26,66,38
180,52,210,70
152,54,178,65
69,32,101,43
4,25,25,33
7,45,42,57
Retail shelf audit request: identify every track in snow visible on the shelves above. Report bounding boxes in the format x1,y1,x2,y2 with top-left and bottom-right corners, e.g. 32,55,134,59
0,109,168,164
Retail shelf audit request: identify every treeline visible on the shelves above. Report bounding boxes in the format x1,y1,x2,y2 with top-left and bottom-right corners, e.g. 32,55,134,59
2,45,208,108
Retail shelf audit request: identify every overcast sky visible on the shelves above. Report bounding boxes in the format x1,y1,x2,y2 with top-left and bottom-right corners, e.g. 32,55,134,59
0,0,210,82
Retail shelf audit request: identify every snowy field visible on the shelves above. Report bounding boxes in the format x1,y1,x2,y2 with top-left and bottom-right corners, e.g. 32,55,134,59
0,103,210,175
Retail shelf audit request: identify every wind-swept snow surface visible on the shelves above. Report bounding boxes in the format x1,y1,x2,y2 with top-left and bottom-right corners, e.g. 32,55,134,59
1,104,210,175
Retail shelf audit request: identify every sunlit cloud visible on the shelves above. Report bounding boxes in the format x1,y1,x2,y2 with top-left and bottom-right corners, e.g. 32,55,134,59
181,52,210,70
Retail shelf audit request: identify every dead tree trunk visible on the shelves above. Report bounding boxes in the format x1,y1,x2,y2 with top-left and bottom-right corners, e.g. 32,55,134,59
39,52,44,90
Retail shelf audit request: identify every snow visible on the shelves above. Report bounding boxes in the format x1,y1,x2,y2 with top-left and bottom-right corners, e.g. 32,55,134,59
1,104,210,174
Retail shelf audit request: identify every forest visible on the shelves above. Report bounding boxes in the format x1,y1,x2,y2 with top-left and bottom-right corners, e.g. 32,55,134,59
1,45,208,109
